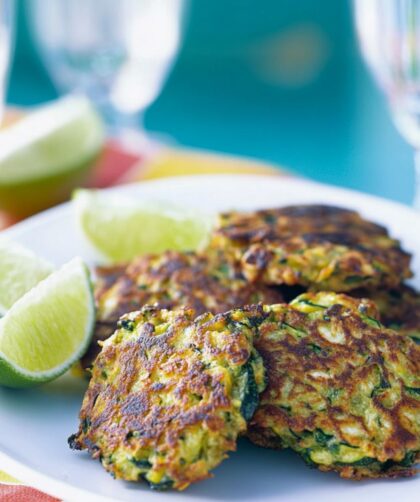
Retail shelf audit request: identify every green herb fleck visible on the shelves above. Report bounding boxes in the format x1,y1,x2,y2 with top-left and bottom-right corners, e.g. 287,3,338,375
336,457,376,467
279,405,292,413
314,429,334,446
344,275,367,284
405,386,420,397
408,334,420,345
147,478,173,491
240,362,259,421
372,374,391,397
263,214,277,224
362,315,381,329
281,322,306,339
118,319,135,331
131,458,152,469
82,418,91,434
308,343,326,356
217,263,231,277
399,451,417,467
326,388,341,404
299,299,327,309
300,449,317,468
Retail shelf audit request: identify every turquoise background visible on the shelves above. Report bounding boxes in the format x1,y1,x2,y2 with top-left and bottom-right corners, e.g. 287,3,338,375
7,0,414,204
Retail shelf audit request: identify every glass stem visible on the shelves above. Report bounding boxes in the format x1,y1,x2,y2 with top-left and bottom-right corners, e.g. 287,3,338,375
109,110,161,156
415,150,420,209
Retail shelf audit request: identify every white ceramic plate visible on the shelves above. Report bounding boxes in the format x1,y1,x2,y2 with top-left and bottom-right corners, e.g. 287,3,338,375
0,175,418,502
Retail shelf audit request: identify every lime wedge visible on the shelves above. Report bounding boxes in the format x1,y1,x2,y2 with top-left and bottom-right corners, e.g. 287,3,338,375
73,189,214,263
0,258,94,388
0,238,54,315
0,96,105,217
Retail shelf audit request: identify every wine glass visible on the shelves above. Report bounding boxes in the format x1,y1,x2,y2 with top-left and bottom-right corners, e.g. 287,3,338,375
0,0,14,125
354,0,420,209
27,0,187,152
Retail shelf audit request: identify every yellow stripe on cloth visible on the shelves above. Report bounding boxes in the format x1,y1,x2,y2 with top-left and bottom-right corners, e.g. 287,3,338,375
133,146,285,180
0,470,20,485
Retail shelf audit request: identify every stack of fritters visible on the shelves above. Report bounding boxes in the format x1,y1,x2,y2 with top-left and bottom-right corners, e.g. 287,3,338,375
207,204,419,479
71,204,420,490
209,204,419,338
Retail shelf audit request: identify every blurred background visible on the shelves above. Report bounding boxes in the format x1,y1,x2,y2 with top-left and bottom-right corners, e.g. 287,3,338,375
5,0,415,204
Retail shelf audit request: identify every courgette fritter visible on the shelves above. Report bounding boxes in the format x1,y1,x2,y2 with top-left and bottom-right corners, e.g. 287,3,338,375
70,306,266,490
247,292,420,479
209,205,412,291
82,250,283,369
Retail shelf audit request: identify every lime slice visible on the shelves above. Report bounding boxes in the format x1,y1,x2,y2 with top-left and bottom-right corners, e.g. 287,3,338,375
0,238,54,315
73,189,214,263
0,96,105,218
0,258,94,388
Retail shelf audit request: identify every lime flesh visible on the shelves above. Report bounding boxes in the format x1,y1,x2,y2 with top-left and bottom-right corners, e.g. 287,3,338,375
0,238,54,315
74,189,214,263
0,258,94,388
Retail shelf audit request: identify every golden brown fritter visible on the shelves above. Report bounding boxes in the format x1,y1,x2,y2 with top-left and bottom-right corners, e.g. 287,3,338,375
209,205,412,292
96,250,283,322
69,306,266,491
82,250,283,369
352,284,420,343
94,264,126,300
247,292,420,479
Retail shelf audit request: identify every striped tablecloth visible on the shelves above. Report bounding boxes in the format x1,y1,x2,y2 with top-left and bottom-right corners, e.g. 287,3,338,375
0,133,286,501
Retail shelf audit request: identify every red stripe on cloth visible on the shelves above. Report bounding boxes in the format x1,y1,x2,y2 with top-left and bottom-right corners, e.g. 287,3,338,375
0,485,60,502
88,140,144,188
0,141,146,230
